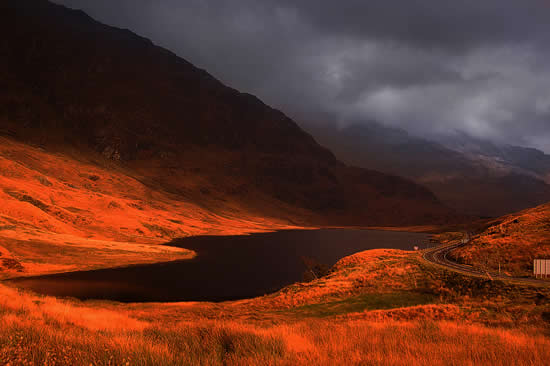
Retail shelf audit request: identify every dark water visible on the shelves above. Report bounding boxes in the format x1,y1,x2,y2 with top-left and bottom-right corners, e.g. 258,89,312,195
9,229,429,303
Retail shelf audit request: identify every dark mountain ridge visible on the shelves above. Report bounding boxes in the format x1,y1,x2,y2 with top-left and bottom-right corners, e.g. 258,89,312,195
0,0,457,227
1,0,332,160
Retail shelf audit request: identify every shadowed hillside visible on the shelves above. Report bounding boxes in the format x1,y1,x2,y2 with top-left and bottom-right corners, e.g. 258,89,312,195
0,0,458,239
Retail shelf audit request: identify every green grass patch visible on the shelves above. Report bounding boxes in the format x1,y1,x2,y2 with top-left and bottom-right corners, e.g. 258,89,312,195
286,291,437,318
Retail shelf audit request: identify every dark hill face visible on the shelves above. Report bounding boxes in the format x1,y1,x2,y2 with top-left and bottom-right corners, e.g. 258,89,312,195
0,0,457,226
0,0,332,160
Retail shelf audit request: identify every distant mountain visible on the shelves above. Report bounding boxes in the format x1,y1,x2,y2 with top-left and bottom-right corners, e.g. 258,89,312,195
0,0,457,238
307,122,550,217
441,132,550,184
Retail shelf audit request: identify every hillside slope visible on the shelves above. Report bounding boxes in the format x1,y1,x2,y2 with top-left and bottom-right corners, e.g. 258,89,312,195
450,202,550,276
0,0,456,235
0,136,307,278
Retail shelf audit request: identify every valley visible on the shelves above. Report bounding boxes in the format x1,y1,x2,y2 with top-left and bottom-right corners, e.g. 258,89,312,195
1,1,549,365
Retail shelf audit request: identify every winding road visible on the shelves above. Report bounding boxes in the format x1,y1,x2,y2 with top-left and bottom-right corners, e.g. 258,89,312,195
422,239,550,287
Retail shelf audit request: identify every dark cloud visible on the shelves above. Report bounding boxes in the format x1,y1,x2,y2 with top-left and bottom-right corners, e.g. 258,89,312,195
276,1,550,50
53,0,550,152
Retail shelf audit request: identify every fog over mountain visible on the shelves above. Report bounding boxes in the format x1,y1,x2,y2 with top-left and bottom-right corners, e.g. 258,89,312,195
308,121,550,217
53,0,550,153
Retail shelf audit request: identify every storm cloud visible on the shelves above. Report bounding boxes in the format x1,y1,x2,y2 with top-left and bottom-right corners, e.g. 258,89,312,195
53,0,550,152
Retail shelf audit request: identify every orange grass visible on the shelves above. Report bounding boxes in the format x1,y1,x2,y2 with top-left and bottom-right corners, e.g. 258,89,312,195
0,136,307,278
1,247,550,365
1,287,549,366
451,202,550,276
0,136,302,243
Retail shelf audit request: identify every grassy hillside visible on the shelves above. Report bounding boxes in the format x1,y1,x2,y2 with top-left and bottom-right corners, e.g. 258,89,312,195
0,136,302,278
450,202,550,276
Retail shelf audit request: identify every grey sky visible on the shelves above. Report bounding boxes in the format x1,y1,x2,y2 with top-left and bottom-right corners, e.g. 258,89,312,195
52,0,550,152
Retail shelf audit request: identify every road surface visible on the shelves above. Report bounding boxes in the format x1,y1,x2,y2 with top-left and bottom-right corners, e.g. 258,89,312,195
422,239,550,287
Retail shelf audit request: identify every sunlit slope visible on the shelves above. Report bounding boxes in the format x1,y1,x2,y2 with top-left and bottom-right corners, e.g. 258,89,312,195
450,202,550,276
0,137,298,277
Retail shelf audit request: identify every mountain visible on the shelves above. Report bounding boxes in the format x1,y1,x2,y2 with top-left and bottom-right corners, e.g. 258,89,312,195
449,201,550,277
441,132,550,184
307,122,550,217
0,0,456,250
